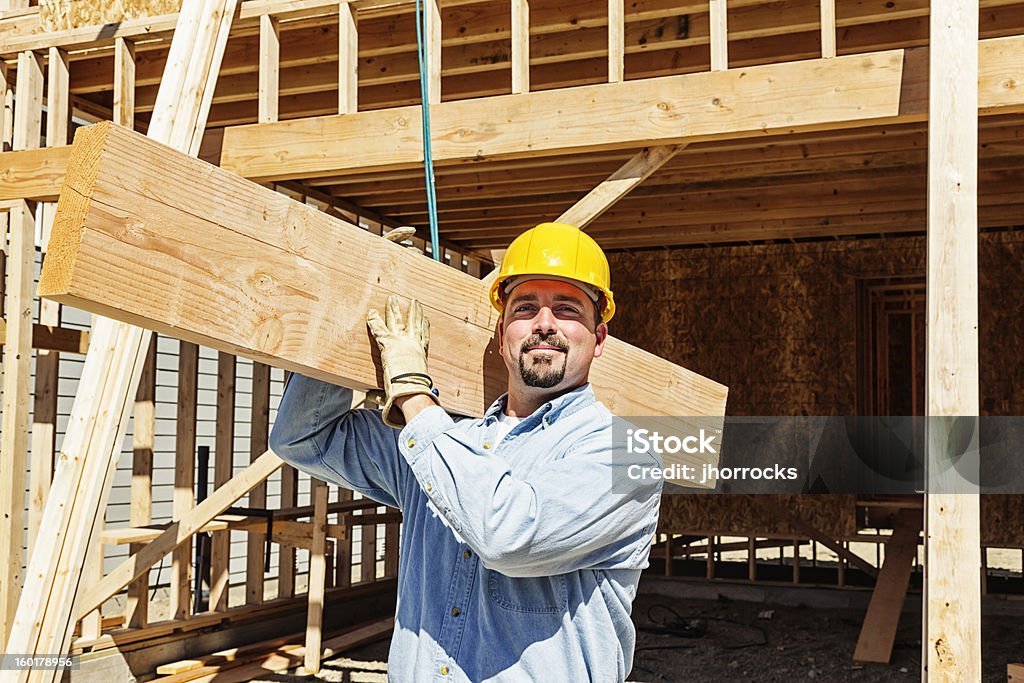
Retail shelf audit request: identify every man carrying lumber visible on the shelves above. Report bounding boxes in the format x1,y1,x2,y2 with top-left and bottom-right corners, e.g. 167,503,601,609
270,222,661,681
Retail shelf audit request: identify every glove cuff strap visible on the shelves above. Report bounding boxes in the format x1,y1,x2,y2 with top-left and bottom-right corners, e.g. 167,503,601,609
390,372,433,389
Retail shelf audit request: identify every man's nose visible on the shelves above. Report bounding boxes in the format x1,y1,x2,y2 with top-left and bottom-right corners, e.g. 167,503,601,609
533,306,557,333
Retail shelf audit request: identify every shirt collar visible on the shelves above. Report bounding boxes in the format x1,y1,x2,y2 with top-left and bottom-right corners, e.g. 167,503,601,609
484,383,596,424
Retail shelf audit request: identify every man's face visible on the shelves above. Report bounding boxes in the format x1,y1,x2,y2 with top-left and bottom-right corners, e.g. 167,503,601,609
498,279,608,393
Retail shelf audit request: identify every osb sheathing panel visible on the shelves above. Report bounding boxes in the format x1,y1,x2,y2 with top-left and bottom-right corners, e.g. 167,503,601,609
658,495,858,540
610,231,1024,543
39,0,181,32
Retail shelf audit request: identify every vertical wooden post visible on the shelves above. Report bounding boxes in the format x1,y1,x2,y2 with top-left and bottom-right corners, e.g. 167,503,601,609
709,0,727,71
424,0,441,104
29,47,69,551
748,537,756,581
705,536,715,579
246,362,271,606
113,38,136,129
607,0,623,83
170,341,198,620
334,487,352,588
924,0,981,680
259,14,279,123
125,336,157,628
360,504,377,583
0,48,43,646
511,0,529,93
820,0,836,59
304,479,329,674
0,62,10,247
210,351,236,611
338,2,357,113
383,508,400,579
792,539,800,584
278,467,298,598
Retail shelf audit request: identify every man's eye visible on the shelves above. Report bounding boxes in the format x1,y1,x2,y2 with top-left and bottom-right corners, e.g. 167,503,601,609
557,305,580,314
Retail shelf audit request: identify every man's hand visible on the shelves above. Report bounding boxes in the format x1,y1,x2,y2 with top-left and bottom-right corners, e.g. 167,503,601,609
367,295,441,428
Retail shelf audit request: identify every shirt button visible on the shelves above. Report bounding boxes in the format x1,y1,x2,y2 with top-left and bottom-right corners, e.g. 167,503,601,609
463,549,471,559
407,438,416,448
426,483,433,492
451,607,461,617
483,442,492,450
440,665,449,675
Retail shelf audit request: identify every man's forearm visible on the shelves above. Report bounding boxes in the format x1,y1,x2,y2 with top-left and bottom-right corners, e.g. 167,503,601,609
395,393,439,425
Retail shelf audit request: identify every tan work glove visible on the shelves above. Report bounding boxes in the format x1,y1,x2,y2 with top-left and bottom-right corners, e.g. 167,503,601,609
366,295,441,428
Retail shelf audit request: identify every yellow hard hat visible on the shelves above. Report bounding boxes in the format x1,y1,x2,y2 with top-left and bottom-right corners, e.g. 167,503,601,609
489,222,616,322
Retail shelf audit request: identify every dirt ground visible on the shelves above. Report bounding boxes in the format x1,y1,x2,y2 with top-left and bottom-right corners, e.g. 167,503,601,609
257,587,1023,683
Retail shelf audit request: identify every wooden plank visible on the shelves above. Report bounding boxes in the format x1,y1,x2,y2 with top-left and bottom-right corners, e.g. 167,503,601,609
38,122,729,419
854,510,922,664
557,145,681,228
511,0,529,93
1009,663,1024,682
114,38,136,129
101,517,349,546
6,2,238,674
170,340,198,621
0,47,43,648
29,47,68,555
709,0,727,71
278,464,299,598
0,146,70,202
359,501,377,584
246,361,271,605
334,487,353,588
383,507,399,579
424,0,440,105
74,451,284,621
221,49,911,181
925,0,981,680
607,0,623,83
259,14,279,123
820,0,836,58
304,479,328,673
38,0,180,32
125,335,157,629
337,3,357,114
210,351,236,612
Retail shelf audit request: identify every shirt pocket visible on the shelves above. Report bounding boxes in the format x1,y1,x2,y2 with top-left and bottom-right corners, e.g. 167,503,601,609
486,569,568,614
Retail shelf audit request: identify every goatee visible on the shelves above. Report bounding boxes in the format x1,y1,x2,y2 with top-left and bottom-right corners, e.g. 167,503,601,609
518,334,568,388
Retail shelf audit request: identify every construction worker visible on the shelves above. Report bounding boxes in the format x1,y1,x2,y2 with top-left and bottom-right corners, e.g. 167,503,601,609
269,222,662,681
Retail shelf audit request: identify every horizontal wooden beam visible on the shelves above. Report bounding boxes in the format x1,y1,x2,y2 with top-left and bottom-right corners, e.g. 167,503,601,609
219,38,1024,182
220,49,910,181
0,146,70,202
40,121,729,418
0,319,89,354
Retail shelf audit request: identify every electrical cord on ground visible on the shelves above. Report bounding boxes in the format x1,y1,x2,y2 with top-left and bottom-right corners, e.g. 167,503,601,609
635,603,768,652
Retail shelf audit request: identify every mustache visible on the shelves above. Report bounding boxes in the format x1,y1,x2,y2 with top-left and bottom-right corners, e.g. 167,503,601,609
520,334,569,354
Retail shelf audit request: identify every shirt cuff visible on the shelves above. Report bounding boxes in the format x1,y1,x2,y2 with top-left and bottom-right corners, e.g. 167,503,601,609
397,405,455,464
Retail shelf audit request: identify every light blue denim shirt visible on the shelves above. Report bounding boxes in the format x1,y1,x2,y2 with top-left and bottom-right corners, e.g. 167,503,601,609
269,375,662,682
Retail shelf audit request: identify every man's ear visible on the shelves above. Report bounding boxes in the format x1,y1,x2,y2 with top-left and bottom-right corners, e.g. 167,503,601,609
593,322,609,359
497,316,506,359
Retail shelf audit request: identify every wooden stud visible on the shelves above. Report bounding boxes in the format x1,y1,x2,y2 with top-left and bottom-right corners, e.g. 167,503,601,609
338,2,357,114
45,47,70,146
820,0,836,59
709,0,728,71
607,0,623,83
304,478,329,674
170,340,198,620
748,537,756,581
39,123,728,420
7,2,238,671
246,361,271,605
511,0,529,94
0,47,43,647
792,538,800,584
383,507,399,579
114,38,136,129
259,14,280,123
278,465,299,598
705,536,715,579
925,0,981,679
125,335,157,629
360,502,377,583
74,451,284,621
424,0,440,105
210,351,236,612
334,486,353,588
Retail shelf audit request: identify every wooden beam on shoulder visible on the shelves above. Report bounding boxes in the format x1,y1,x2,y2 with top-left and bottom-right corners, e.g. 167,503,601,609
0,146,71,202
39,121,729,419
